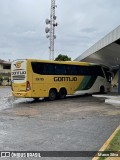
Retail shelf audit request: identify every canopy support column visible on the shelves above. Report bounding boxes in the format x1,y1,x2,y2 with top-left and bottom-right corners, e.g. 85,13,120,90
118,65,120,95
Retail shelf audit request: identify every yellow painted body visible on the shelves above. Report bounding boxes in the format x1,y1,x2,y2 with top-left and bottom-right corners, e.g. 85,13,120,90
11,59,110,98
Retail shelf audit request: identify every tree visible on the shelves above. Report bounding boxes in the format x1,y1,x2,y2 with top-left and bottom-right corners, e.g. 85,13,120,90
0,74,3,86
55,54,71,61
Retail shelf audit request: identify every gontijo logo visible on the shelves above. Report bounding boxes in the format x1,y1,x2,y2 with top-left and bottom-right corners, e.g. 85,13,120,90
14,61,23,68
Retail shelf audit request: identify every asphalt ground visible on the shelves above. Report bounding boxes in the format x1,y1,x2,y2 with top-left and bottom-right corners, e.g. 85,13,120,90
0,87,120,160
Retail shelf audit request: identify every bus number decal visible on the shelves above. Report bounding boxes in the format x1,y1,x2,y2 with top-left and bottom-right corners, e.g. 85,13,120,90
36,78,44,81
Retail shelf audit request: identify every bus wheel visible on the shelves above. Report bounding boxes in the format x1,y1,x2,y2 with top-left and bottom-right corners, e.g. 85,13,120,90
100,86,105,94
59,88,67,99
49,89,57,101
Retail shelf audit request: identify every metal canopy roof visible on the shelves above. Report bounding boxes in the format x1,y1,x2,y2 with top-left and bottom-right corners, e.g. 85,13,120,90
75,25,120,68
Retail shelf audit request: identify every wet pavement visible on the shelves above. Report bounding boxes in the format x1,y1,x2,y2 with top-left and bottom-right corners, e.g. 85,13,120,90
0,87,12,110
0,87,120,160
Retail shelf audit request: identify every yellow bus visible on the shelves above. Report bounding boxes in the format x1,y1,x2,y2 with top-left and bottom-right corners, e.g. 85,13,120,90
11,59,111,100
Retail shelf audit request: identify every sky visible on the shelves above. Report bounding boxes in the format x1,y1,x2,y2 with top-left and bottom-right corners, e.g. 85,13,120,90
0,0,120,61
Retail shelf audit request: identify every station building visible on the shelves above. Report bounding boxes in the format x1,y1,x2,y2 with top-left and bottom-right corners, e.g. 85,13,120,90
75,25,120,94
0,59,11,85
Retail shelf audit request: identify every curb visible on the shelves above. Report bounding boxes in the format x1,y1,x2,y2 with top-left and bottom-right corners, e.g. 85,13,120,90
92,95,120,105
105,99,120,105
92,125,120,160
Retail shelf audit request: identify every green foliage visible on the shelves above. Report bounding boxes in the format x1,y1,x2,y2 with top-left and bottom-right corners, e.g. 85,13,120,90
107,129,120,151
55,54,71,61
0,74,3,81
0,74,3,85
98,129,120,160
4,76,9,80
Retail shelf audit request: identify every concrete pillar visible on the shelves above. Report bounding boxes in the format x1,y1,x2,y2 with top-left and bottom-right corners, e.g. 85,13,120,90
118,65,120,95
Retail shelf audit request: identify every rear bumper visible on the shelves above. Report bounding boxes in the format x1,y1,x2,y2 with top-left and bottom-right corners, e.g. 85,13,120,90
12,91,31,98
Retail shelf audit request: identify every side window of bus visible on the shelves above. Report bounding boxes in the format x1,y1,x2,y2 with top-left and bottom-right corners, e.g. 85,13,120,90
97,66,104,77
31,62,44,74
77,66,89,75
55,64,66,75
44,63,55,75
92,66,104,77
32,62,55,75
103,67,111,82
66,65,78,75
77,66,104,77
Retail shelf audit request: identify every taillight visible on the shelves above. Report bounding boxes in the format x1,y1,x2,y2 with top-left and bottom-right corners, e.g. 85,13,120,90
26,81,31,91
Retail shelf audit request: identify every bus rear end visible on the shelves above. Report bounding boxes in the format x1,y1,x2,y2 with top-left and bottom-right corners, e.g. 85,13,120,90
11,59,31,98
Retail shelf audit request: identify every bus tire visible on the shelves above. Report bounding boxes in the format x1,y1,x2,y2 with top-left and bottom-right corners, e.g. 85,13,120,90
49,89,57,101
59,88,67,99
100,86,105,94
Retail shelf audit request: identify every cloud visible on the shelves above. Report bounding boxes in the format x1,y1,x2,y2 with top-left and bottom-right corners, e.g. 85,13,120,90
0,0,120,61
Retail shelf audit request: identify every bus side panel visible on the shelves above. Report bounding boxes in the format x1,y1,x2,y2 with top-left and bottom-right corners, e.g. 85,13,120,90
31,75,85,98
75,76,110,95
31,74,59,98
55,76,84,95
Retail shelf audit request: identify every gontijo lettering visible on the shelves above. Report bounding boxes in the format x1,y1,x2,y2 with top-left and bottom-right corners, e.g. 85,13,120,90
54,77,77,81
12,71,26,75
